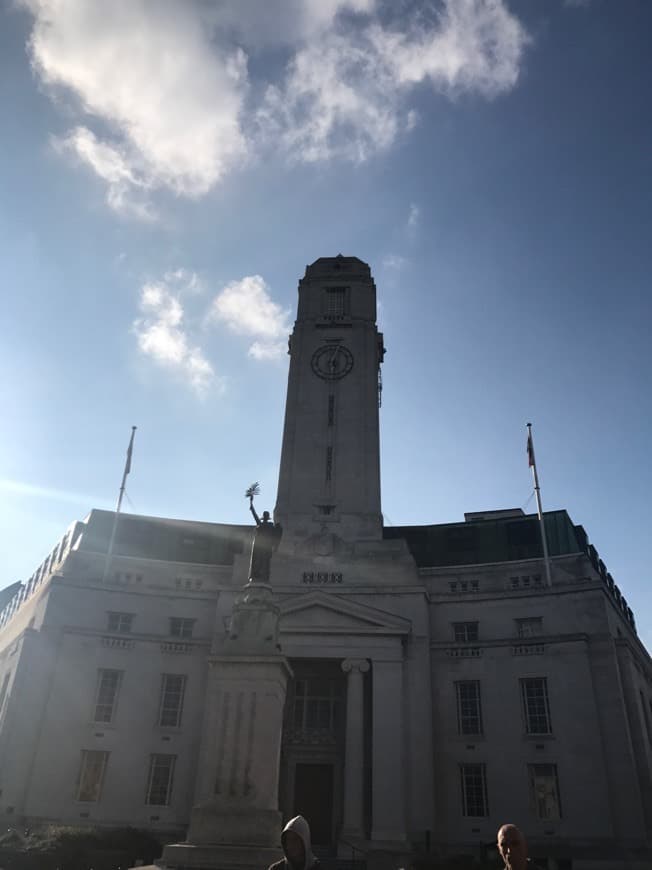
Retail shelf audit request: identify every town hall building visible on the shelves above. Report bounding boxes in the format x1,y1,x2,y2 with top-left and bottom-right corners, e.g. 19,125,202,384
0,257,651,870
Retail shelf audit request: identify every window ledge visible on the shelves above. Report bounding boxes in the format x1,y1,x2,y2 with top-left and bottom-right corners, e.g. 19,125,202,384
161,641,195,654
101,635,135,650
446,647,483,658
511,643,545,656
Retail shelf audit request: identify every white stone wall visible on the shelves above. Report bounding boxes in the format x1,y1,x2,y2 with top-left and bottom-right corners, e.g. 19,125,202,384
426,554,652,858
0,554,226,830
1,542,651,866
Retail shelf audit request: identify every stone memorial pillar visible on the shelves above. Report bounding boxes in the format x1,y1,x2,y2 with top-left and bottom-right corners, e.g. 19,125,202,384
161,582,291,870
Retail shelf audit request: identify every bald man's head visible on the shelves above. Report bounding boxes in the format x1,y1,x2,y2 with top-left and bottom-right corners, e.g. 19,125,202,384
497,824,527,870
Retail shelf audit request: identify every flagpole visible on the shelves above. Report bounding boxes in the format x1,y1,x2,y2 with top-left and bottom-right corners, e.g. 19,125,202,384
527,422,552,587
102,426,137,583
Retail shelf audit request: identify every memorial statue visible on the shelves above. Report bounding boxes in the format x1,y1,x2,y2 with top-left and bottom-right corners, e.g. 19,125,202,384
245,483,282,583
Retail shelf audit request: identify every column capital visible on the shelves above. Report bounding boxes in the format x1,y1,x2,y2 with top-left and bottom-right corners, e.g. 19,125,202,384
341,658,370,675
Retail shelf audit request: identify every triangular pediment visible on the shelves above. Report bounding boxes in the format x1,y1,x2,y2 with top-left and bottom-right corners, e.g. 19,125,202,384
279,591,411,636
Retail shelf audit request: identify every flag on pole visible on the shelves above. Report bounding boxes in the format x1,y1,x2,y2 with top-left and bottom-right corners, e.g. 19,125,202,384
526,422,552,587
102,426,137,583
527,429,535,468
125,426,136,476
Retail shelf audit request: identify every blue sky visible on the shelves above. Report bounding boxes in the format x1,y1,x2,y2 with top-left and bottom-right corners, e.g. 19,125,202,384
1,0,650,646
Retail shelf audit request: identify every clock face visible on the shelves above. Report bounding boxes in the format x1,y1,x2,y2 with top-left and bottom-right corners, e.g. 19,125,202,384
311,345,354,380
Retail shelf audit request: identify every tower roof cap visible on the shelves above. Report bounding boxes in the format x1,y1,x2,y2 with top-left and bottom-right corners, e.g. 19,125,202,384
304,255,371,279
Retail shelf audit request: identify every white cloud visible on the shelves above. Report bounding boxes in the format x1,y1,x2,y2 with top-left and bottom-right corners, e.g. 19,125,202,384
370,0,528,97
295,0,375,33
23,0,248,215
185,348,216,388
132,269,288,389
133,272,217,396
258,28,403,163
205,0,376,47
208,275,291,360
407,203,420,230
248,340,288,361
20,0,530,213
382,254,407,270
163,268,204,295
259,0,529,163
54,126,155,219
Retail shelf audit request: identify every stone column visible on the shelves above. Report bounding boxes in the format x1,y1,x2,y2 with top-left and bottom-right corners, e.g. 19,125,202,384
371,659,406,843
341,658,370,839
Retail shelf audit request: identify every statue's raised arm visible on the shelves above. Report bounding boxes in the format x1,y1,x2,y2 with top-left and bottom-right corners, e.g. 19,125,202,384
245,482,261,525
249,500,261,526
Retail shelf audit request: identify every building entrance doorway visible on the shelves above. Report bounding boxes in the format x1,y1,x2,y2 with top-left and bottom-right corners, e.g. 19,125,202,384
280,659,346,848
294,763,334,846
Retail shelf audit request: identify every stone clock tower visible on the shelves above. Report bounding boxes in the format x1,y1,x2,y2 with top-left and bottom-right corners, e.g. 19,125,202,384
274,255,385,543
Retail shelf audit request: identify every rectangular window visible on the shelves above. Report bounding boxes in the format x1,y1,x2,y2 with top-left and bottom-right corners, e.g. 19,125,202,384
145,754,176,805
456,681,483,735
292,678,341,732
460,763,488,816
325,446,333,482
107,612,133,633
325,288,346,317
158,674,187,727
169,617,195,639
453,622,479,643
521,677,552,734
0,672,10,712
94,669,123,723
76,750,109,802
528,763,561,819
516,617,543,638
327,395,335,426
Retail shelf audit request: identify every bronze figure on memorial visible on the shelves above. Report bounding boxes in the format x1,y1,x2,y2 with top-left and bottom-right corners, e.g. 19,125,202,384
245,483,282,583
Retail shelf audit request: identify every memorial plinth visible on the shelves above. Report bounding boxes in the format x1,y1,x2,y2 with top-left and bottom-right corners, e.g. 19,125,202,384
160,582,291,870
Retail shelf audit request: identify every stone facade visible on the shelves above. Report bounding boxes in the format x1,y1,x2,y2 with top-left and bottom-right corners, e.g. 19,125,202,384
0,257,651,870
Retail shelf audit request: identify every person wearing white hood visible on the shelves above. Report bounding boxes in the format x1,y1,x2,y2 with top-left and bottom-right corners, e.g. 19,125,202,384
267,815,320,870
